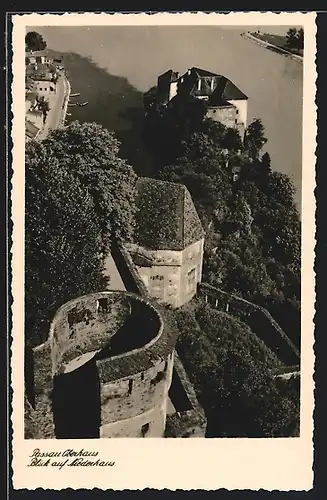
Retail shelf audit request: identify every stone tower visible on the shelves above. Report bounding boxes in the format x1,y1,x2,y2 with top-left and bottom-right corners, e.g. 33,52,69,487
31,290,177,438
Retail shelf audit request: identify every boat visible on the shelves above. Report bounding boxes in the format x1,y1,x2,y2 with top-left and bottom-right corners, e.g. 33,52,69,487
70,92,80,97
66,113,72,116
77,101,89,107
67,103,77,107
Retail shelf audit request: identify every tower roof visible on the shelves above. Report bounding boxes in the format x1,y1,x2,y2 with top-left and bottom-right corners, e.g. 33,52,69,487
135,177,204,251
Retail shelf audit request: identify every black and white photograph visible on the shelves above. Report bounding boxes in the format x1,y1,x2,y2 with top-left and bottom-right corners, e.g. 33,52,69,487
11,12,316,491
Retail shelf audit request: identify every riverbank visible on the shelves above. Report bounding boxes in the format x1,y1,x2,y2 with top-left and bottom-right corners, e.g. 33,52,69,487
241,32,303,63
59,74,71,128
36,73,71,141
36,29,302,213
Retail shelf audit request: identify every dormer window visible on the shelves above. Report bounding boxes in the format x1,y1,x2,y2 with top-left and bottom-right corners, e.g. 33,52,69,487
197,79,202,92
210,78,215,92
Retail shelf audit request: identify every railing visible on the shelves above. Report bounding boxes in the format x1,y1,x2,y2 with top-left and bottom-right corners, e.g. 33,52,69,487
197,282,300,366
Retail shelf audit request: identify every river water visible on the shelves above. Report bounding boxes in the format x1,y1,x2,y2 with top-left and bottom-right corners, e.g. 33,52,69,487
32,25,303,211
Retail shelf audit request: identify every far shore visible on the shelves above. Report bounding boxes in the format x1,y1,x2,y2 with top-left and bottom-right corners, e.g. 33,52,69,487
241,32,303,63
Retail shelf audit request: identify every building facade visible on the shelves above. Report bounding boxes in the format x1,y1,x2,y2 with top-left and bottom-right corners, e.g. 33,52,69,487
154,67,248,138
128,177,204,308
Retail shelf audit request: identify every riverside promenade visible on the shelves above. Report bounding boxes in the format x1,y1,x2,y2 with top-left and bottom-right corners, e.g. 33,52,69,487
241,32,303,63
36,73,71,142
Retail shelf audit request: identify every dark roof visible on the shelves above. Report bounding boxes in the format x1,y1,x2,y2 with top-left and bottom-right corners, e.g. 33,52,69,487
192,67,219,77
135,177,204,251
211,75,248,101
156,69,179,105
177,68,248,102
208,96,234,107
25,120,41,139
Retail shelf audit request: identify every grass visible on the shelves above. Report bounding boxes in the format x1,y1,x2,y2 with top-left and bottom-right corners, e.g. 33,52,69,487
250,32,303,57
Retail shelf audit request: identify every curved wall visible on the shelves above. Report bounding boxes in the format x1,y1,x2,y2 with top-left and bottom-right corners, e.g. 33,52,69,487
99,351,174,438
47,291,174,438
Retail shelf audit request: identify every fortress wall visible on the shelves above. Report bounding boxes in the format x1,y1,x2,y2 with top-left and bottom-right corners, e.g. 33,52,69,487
100,352,174,438
29,290,173,439
100,400,167,438
50,293,131,375
198,282,300,366
206,105,237,129
128,240,204,308
136,265,182,308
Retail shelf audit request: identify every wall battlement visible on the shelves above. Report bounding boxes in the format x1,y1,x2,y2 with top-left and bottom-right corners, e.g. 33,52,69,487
26,242,207,439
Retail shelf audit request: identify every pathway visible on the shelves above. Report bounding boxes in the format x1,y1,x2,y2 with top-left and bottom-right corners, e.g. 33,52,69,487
37,75,69,141
103,253,126,291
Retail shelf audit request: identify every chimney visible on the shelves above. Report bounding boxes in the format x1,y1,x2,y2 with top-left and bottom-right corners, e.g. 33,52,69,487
187,68,191,76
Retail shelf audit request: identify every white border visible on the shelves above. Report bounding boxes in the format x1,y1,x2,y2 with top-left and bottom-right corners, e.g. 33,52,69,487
11,12,316,491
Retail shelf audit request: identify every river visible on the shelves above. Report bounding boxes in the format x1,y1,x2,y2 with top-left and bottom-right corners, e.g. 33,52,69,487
31,25,303,211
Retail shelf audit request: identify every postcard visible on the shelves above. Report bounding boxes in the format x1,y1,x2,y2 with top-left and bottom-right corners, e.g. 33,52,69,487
10,11,316,491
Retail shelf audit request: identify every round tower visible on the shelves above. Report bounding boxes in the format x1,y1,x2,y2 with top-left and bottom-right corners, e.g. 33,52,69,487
48,291,176,438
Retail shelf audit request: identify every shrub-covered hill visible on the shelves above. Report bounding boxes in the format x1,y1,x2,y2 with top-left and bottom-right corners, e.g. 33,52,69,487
172,301,300,438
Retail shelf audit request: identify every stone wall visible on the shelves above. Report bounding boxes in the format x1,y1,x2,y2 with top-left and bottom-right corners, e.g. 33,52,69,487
227,98,248,130
26,243,207,439
198,282,300,366
127,239,204,308
165,354,207,437
206,105,237,129
100,353,174,437
111,239,149,297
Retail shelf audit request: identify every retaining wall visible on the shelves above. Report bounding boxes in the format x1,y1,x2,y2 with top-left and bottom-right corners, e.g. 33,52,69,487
198,282,300,366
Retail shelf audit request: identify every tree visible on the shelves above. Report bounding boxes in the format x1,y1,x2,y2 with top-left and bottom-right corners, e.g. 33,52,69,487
25,121,138,346
143,86,158,114
40,121,138,244
285,28,299,49
244,118,267,159
296,28,304,50
173,304,299,437
222,127,243,152
261,152,272,175
25,31,47,52
36,96,50,122
25,143,105,346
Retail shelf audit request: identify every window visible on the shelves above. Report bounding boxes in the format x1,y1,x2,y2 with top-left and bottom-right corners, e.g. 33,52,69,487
128,379,133,395
186,268,196,295
149,274,164,298
97,298,109,313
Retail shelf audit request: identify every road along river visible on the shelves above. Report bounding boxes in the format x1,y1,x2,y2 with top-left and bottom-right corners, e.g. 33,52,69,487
33,25,303,212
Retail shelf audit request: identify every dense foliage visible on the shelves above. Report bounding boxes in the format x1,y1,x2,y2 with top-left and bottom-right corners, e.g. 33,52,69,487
25,31,47,52
174,303,300,437
142,91,301,349
286,28,304,52
25,121,137,346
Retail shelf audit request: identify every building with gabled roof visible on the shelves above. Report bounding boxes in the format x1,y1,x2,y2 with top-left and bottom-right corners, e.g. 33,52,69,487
154,67,248,138
126,177,204,308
